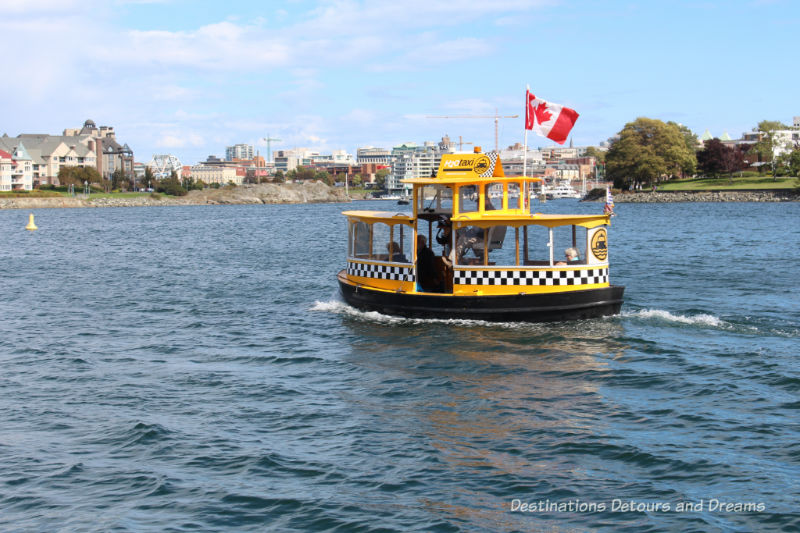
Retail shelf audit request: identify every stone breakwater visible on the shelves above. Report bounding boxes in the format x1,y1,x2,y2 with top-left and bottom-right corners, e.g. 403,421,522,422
608,190,800,203
0,181,356,210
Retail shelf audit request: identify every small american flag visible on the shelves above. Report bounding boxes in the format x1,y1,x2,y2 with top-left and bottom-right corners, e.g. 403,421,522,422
605,187,614,207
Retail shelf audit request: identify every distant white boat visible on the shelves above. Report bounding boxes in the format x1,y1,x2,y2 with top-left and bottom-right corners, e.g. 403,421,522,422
544,181,581,200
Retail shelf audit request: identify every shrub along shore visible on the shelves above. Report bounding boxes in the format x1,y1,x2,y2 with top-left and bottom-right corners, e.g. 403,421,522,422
0,181,357,210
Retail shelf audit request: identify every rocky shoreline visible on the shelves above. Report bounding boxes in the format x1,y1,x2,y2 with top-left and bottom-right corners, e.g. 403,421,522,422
599,189,800,203
4,184,798,209
0,181,359,210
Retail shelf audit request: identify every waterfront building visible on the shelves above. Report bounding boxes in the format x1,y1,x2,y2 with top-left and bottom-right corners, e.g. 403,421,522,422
274,149,319,173
225,144,254,161
0,119,132,185
388,139,455,194
357,147,392,166
64,119,133,180
499,145,545,176
0,142,34,190
0,149,14,191
189,164,243,185
771,129,800,158
0,133,97,187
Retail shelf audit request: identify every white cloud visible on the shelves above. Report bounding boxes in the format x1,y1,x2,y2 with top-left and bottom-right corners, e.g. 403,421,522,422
158,132,205,149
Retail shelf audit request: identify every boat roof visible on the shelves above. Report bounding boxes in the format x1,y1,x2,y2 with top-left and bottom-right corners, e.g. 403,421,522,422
343,210,610,228
341,210,414,223
452,212,610,228
402,175,542,185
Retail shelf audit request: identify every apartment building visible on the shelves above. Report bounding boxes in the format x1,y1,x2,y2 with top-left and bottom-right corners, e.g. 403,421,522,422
388,140,455,194
0,143,33,190
0,119,133,185
274,149,320,173
225,144,254,161
0,149,14,191
190,164,243,185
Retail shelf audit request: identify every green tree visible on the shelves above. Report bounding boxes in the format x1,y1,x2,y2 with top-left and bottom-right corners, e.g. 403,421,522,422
57,166,103,188
375,168,390,190
351,173,363,187
697,138,744,181
605,117,697,189
788,149,800,177
156,176,187,196
667,121,699,157
144,166,155,189
315,170,332,185
583,146,606,165
111,168,130,190
295,166,316,181
749,120,790,180
274,170,285,183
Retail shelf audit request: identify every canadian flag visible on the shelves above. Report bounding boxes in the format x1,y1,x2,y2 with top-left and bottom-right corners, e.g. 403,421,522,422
525,89,579,145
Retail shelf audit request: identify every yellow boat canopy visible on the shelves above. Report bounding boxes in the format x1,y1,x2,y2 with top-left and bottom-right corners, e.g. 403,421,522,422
450,212,610,228
341,210,414,224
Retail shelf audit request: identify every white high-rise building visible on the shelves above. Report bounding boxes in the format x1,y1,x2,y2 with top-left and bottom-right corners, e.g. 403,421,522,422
225,144,254,161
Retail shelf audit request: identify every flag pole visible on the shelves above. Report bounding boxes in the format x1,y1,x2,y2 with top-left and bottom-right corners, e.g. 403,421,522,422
523,84,529,178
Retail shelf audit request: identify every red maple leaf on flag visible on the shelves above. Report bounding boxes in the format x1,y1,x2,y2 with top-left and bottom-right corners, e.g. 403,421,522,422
533,101,552,124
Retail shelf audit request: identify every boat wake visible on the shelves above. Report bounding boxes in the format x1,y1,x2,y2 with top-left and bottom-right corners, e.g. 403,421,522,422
311,299,613,332
622,308,725,327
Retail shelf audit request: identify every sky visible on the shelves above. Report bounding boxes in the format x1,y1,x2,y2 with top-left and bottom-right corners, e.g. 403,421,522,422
1,0,797,166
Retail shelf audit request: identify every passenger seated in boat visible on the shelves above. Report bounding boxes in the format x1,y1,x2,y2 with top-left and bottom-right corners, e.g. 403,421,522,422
416,235,442,292
387,241,408,263
556,247,580,266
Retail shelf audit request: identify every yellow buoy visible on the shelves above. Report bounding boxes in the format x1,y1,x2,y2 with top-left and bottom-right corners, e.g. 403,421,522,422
25,213,38,231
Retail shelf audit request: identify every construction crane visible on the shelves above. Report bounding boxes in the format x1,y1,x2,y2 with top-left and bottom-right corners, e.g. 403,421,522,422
454,135,473,152
426,109,519,152
262,134,282,163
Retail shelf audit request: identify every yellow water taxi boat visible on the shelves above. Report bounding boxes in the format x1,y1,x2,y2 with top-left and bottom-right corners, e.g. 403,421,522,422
337,149,624,322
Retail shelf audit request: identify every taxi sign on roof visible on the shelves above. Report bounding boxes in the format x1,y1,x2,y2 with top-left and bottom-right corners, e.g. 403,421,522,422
436,153,503,179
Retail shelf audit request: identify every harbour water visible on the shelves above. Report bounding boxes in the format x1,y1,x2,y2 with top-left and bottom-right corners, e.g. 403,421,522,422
1,200,798,531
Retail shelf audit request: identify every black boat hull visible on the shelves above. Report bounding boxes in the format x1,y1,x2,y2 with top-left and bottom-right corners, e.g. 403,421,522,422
338,272,624,322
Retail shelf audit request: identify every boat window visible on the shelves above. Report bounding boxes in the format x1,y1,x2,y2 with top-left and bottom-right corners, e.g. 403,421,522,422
507,183,522,210
453,225,486,265
483,225,515,266
484,183,503,211
370,222,412,263
520,224,553,266
458,185,479,214
552,225,587,265
418,184,453,216
351,221,371,259
392,224,412,263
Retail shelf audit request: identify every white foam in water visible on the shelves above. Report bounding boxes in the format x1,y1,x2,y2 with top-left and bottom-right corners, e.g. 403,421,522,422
310,299,549,330
625,308,725,327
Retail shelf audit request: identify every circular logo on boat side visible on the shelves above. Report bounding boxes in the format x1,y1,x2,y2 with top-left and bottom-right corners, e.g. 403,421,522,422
473,155,491,175
591,228,608,261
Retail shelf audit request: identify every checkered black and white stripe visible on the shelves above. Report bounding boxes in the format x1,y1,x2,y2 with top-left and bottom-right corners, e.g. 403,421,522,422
454,267,609,286
347,261,415,282
479,152,499,177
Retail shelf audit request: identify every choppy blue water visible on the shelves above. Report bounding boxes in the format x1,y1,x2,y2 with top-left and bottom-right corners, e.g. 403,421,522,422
1,199,798,532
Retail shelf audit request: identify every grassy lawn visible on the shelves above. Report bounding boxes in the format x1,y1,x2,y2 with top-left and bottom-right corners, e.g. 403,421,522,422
658,175,800,191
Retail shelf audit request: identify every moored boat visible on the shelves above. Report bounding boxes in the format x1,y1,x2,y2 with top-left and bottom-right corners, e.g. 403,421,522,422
544,180,582,199
337,149,624,322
